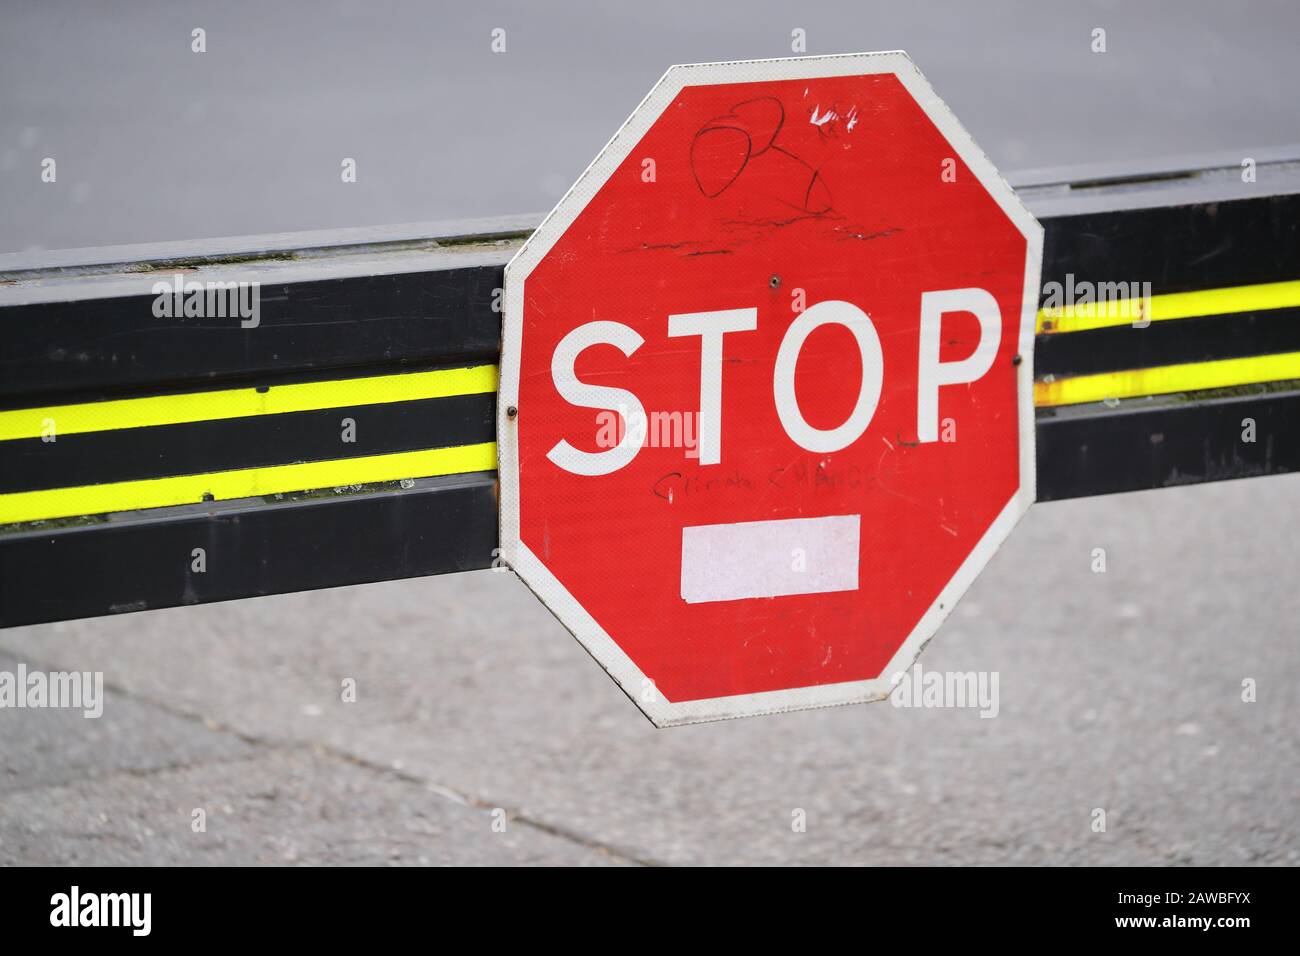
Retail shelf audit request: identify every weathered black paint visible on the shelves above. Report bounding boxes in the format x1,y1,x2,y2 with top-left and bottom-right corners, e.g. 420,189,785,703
0,473,498,628
1039,192,1300,298
1035,387,1300,501
0,269,504,403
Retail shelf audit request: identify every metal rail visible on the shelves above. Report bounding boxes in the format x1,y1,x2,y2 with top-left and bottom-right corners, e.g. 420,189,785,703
2,150,1298,627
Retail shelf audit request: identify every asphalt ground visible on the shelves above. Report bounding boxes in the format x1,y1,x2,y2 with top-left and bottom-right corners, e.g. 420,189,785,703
2,476,1296,865
3,0,1299,252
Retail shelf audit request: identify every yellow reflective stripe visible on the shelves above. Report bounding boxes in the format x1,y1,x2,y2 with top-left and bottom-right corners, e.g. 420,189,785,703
0,442,497,525
1037,279,1300,334
1034,352,1300,407
0,364,499,442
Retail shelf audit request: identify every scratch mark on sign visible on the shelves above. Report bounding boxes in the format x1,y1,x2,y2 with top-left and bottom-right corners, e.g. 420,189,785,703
810,104,837,127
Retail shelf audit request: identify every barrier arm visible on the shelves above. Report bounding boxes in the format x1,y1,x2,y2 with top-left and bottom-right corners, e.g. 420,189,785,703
2,150,1299,627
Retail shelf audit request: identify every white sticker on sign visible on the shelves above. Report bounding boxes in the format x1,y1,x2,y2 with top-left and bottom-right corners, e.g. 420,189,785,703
680,515,861,604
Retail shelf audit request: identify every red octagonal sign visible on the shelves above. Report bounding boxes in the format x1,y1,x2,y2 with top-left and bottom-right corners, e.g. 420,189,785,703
500,53,1042,725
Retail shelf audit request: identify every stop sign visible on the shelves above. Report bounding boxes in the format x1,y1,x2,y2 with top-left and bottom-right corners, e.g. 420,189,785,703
499,53,1042,726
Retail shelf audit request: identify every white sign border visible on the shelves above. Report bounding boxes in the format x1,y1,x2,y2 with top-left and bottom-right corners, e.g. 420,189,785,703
499,51,1043,727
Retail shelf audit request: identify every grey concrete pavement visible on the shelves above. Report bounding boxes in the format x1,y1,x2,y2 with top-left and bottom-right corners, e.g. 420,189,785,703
2,476,1297,865
3,0,1300,253
2,747,627,866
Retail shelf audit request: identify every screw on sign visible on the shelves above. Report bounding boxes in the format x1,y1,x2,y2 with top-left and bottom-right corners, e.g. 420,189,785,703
499,52,1042,726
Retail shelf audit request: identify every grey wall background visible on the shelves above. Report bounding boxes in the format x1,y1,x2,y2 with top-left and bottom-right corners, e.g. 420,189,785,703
1,0,1298,254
